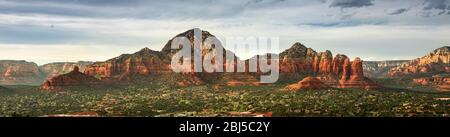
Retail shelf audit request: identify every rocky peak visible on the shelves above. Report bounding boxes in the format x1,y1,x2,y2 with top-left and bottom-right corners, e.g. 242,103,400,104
332,54,348,75
350,58,364,79
161,28,215,56
433,46,449,55
134,47,161,57
280,42,309,59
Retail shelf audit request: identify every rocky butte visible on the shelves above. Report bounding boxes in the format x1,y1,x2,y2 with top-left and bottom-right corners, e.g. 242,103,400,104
39,28,377,90
41,66,103,90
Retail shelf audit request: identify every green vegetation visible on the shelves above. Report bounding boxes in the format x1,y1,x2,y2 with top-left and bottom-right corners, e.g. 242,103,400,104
0,83,449,117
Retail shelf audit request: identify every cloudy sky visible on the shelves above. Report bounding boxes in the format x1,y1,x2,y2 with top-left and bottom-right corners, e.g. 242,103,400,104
0,0,449,65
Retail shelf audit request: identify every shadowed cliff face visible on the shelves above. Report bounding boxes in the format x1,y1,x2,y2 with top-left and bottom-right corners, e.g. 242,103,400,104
41,66,103,90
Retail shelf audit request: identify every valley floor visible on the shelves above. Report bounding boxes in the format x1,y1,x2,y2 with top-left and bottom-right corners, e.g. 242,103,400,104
0,83,449,117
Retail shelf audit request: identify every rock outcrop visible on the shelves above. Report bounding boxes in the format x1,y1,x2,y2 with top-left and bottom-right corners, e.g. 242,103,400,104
42,28,379,89
0,60,94,85
285,57,377,90
363,60,409,78
39,61,93,79
338,58,378,89
41,66,103,90
285,76,329,90
433,74,450,92
388,46,449,77
412,77,430,86
411,75,450,92
279,43,337,74
0,60,44,85
83,29,233,86
386,46,449,91
84,47,172,81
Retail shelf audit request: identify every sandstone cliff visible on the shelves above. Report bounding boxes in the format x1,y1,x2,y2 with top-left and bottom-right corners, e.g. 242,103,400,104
41,66,103,90
388,46,449,77
363,60,409,78
39,61,93,79
0,60,44,85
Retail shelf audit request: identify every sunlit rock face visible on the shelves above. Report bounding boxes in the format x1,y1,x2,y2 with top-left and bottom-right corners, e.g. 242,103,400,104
363,60,409,78
0,60,44,85
388,46,450,77
39,61,93,79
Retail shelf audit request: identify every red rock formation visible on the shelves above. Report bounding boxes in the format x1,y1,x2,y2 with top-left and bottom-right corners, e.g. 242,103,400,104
433,75,450,92
0,60,44,85
318,50,333,73
412,78,431,86
388,46,449,77
411,75,449,92
332,54,348,75
340,58,351,81
284,76,329,90
279,43,336,74
41,66,103,90
83,29,225,86
339,58,378,89
84,47,172,81
298,76,329,90
39,61,93,79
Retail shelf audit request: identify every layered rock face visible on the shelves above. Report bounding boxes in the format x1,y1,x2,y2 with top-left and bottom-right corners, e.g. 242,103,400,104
388,46,449,77
338,58,377,89
279,43,336,74
411,75,450,92
84,47,172,81
0,60,44,85
285,57,378,90
0,60,94,85
42,28,378,89
41,66,102,90
279,43,353,77
363,60,409,78
279,43,376,89
39,61,93,79
83,29,234,86
433,75,450,92
412,78,430,86
386,46,449,91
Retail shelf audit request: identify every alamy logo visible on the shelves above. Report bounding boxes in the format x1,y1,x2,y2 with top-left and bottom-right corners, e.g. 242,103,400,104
170,28,279,83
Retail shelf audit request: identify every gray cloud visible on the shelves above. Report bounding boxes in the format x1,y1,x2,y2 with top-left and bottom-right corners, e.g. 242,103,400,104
423,0,448,10
422,0,449,15
389,8,409,15
0,0,246,19
329,0,374,9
